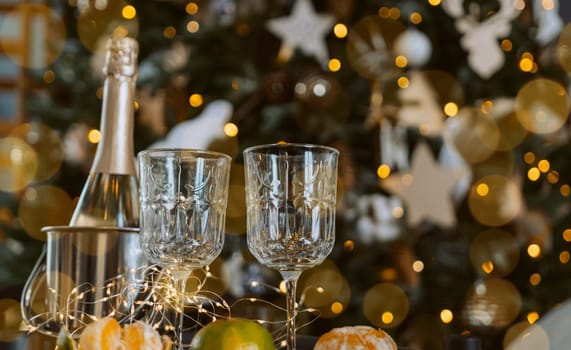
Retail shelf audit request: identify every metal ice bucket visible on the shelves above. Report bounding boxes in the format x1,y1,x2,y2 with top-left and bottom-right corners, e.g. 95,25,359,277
21,226,148,336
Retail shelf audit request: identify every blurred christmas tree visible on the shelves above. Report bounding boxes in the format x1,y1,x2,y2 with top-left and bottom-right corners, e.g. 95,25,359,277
2,0,571,348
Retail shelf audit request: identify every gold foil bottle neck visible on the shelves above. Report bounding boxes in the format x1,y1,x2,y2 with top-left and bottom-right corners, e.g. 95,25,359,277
103,37,139,77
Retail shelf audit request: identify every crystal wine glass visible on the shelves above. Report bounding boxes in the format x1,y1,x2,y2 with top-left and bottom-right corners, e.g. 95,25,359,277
138,149,231,349
243,143,339,350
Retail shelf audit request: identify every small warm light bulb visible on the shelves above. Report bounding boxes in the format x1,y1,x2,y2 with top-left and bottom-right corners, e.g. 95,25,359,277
344,240,355,252
563,229,571,242
389,7,400,19
412,260,424,272
122,5,136,19
527,312,540,324
528,167,540,182
279,280,287,294
547,170,559,184
560,251,570,264
501,39,513,51
444,102,459,117
328,58,341,72
523,152,536,164
538,160,550,173
395,55,408,68
428,0,442,6
378,7,390,18
377,164,391,179
331,302,344,314
527,244,541,258
381,312,394,324
163,26,176,39
186,2,199,15
88,129,101,144
223,122,238,137
561,184,571,197
333,23,348,38
189,93,203,107
397,76,410,89
410,12,423,24
519,58,533,72
476,183,489,197
542,0,554,10
529,273,541,286
481,261,494,274
187,20,200,33
440,309,453,323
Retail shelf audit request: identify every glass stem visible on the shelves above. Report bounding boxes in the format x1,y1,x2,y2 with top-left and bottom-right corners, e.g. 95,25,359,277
281,271,302,350
171,270,190,350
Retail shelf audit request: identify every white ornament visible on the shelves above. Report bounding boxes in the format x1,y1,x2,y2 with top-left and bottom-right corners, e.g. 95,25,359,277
148,100,233,149
397,71,444,135
533,0,563,45
393,29,432,67
266,0,335,62
381,142,468,228
442,0,522,79
356,194,402,243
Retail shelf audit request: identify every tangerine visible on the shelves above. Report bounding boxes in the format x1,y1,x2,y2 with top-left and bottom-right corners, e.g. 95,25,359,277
190,318,274,350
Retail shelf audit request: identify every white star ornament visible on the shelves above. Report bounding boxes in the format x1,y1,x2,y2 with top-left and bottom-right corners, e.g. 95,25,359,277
266,0,335,62
381,142,467,228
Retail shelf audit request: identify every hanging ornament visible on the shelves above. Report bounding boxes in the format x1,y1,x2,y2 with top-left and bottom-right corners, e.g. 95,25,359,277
441,0,523,79
381,142,468,228
439,140,472,204
266,0,335,62
533,0,563,45
148,100,233,149
393,29,432,67
346,15,405,80
355,194,403,243
462,279,522,333
397,71,444,136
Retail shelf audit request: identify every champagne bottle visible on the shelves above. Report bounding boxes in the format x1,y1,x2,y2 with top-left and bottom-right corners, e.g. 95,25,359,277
69,37,139,227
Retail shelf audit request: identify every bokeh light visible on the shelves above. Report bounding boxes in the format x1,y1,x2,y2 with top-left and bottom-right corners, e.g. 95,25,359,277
10,123,63,182
560,250,570,264
333,23,348,38
515,78,569,134
377,164,391,179
481,98,527,151
363,283,409,328
527,243,541,258
462,279,522,331
527,311,540,324
557,23,571,73
444,107,497,164
0,137,38,192
18,185,74,241
187,20,200,33
121,5,136,19
328,58,341,72
503,321,531,349
0,4,66,69
88,129,101,144
468,175,522,227
299,260,344,308
186,2,199,15
77,0,139,52
470,229,520,277
346,15,406,80
440,309,453,324
189,93,203,107
223,123,238,137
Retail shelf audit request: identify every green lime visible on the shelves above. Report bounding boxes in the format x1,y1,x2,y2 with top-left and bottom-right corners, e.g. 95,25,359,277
190,318,274,350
